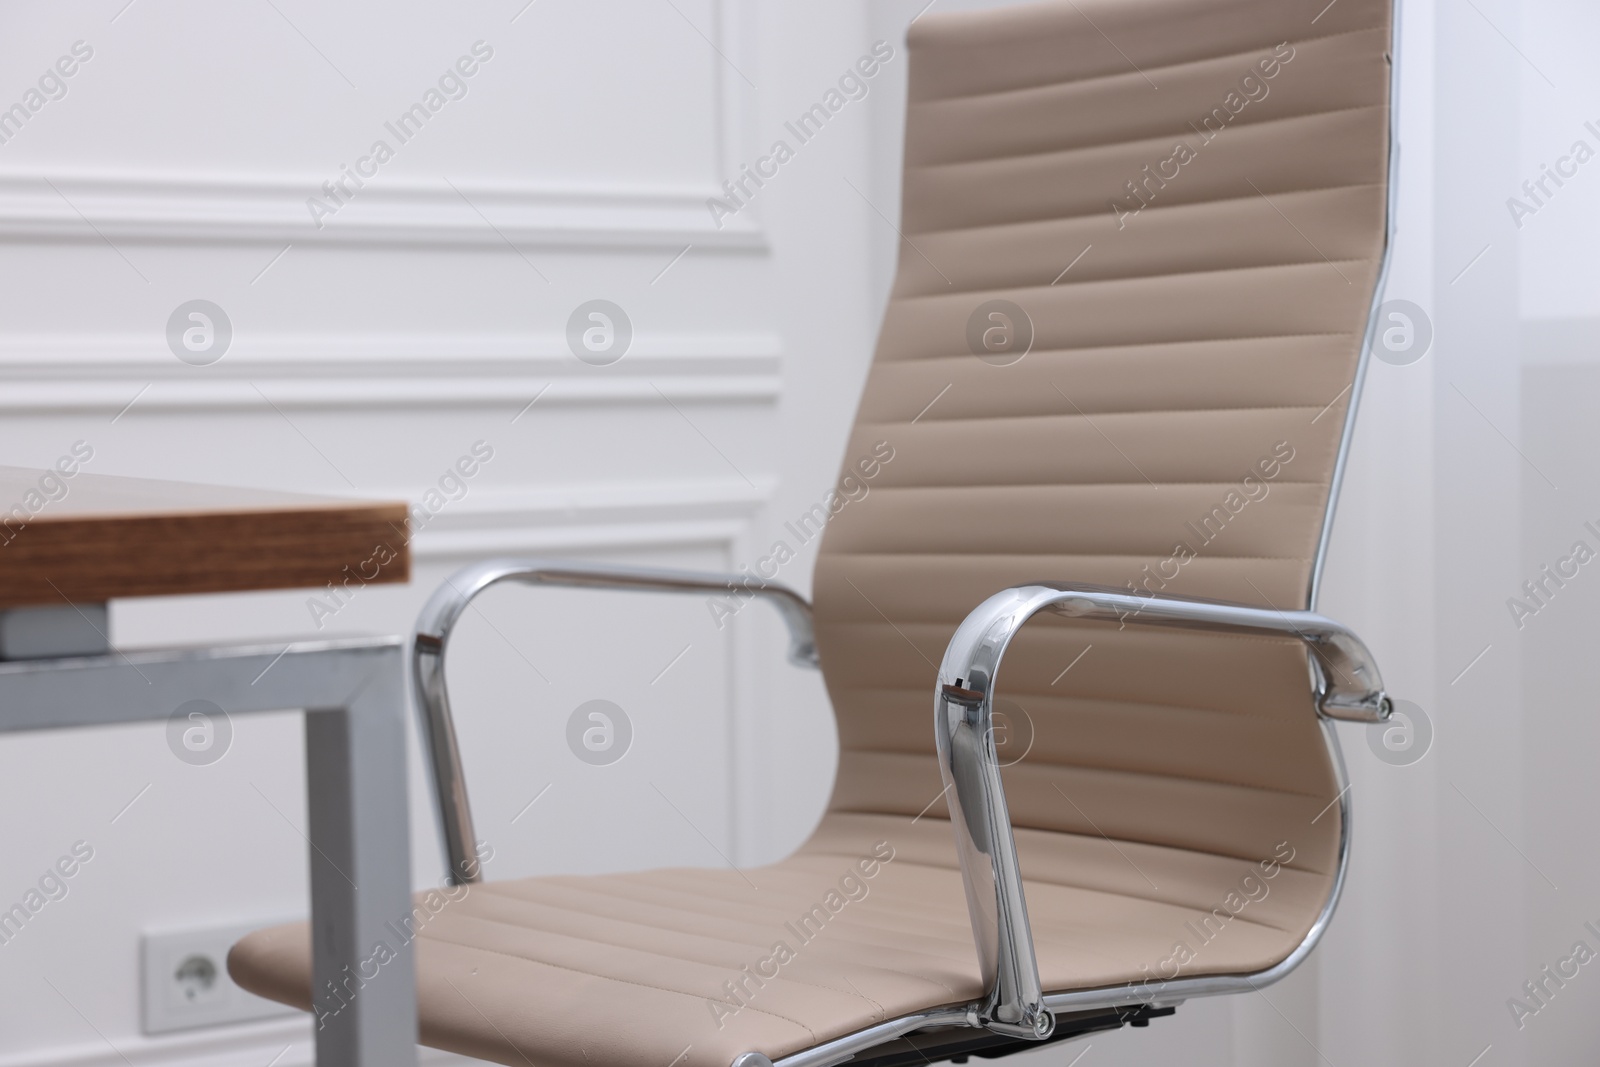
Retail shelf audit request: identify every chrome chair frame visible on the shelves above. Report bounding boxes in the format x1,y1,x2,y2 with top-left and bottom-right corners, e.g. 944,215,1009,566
412,558,818,886
411,5,1405,1059
409,563,1391,1067
932,584,1391,1047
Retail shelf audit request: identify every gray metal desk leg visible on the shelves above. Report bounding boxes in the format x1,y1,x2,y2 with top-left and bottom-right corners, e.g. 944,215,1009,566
307,648,418,1067
0,636,419,1067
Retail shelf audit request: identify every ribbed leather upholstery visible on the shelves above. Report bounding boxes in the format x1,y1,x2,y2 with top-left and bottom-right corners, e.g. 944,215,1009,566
229,2,1392,1065
818,0,1390,930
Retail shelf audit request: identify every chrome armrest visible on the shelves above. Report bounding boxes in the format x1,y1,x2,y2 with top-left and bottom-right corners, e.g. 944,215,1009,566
935,582,1391,1041
413,557,818,886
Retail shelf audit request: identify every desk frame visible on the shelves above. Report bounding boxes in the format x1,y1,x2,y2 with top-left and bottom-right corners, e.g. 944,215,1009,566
0,636,418,1067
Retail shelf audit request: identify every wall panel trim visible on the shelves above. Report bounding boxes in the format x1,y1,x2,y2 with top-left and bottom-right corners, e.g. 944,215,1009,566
0,172,763,250
0,332,782,412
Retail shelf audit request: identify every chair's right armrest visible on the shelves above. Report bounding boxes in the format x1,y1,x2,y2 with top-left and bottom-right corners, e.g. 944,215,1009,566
412,558,817,885
934,582,1391,1041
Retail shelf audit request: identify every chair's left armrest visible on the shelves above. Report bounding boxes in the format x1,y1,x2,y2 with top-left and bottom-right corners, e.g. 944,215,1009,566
935,582,1391,1041
413,558,818,885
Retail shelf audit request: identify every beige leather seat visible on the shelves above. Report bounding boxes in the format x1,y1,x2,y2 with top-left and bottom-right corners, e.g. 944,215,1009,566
231,0,1395,1063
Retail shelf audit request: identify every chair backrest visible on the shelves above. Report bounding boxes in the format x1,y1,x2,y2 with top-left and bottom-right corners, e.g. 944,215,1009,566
813,0,1393,963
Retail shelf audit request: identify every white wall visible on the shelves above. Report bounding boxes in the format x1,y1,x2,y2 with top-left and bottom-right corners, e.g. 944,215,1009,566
1318,1,1600,1066
4,1,1599,1065
0,1,879,1062
1511,5,1600,1067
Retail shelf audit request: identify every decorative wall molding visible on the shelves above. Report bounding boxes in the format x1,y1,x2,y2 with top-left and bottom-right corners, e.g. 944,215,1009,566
0,332,782,412
403,478,771,561
0,0,759,254
0,171,762,251
0,0,759,256
0,4,784,1065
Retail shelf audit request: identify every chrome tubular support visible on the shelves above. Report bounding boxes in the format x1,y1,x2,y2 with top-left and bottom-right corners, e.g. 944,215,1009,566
936,588,1060,1042
1041,584,1393,723
412,557,819,886
763,1007,972,1067
934,583,1391,1042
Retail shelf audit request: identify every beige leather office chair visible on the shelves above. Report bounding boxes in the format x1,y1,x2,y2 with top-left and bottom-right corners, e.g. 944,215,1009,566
231,0,1397,1063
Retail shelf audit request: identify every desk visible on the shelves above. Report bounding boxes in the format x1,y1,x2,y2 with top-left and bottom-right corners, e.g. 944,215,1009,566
0,466,418,1067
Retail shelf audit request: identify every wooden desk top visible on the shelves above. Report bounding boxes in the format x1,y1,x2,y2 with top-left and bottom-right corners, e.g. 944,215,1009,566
0,466,410,609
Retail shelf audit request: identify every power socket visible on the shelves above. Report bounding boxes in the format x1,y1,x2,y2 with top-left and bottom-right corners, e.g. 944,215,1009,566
141,920,297,1034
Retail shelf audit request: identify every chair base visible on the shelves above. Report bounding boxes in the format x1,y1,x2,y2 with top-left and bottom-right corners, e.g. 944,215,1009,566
843,1005,1178,1067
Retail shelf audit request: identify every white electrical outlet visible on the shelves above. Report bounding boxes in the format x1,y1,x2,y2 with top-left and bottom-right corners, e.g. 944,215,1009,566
142,920,298,1034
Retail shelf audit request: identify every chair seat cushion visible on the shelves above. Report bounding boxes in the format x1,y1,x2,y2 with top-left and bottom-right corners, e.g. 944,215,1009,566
229,813,1327,1067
